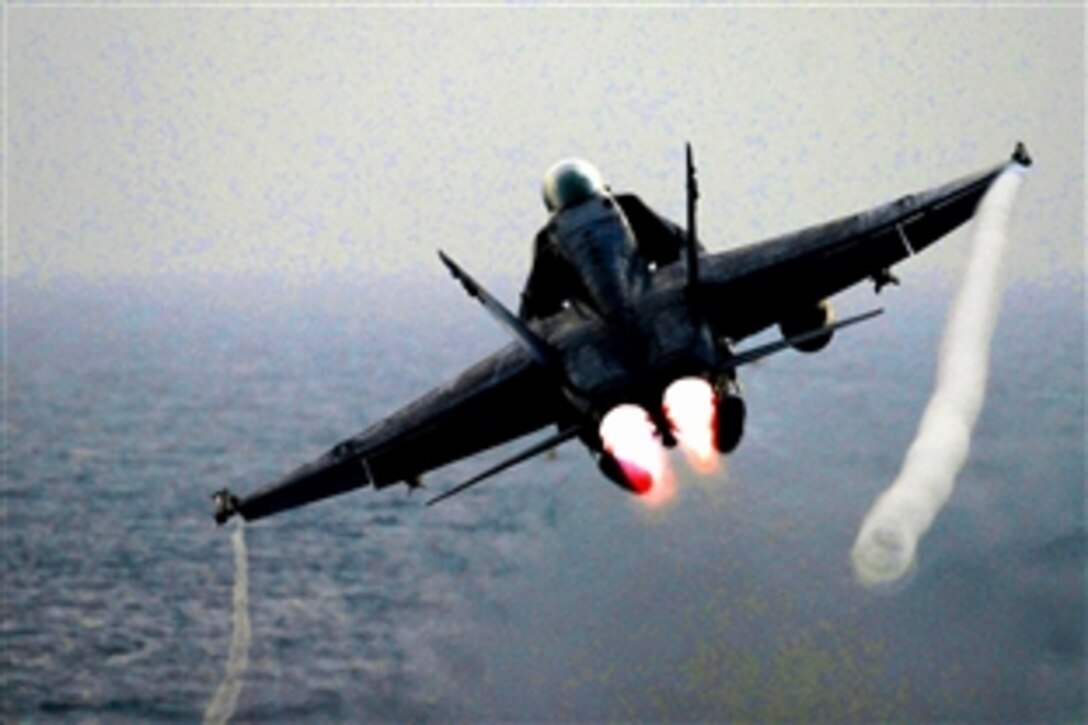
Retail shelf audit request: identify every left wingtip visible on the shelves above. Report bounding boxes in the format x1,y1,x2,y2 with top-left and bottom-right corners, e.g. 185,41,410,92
213,489,241,526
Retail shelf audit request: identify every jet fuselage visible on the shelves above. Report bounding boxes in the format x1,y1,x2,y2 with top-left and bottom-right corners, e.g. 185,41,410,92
540,194,718,424
211,145,1030,523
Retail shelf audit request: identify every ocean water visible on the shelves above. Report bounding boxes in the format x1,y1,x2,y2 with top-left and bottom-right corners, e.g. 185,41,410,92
3,273,1084,721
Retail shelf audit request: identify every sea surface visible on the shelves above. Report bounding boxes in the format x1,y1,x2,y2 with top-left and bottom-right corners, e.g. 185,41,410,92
3,273,1084,721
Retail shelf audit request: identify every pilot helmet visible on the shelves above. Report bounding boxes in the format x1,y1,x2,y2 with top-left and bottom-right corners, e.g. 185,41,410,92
542,158,606,212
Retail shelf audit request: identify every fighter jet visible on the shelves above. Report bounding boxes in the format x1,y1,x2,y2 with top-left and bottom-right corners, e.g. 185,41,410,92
214,143,1032,524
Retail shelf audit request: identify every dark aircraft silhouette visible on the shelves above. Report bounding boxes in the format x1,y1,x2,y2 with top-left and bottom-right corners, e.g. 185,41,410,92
214,143,1032,524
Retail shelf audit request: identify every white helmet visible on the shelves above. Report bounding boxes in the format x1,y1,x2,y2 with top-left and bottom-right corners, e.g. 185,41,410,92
542,158,606,212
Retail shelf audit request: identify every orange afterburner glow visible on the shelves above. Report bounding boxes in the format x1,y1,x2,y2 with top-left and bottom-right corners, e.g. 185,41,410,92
598,404,673,501
663,377,721,474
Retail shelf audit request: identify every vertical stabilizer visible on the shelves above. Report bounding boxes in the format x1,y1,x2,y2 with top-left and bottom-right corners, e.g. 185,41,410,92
685,142,700,296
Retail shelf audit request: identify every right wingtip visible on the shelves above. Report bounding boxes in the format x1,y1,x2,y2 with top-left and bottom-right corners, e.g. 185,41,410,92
1012,141,1032,168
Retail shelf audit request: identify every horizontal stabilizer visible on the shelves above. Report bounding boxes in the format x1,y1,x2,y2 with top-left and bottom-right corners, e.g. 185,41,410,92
426,425,581,507
722,308,884,371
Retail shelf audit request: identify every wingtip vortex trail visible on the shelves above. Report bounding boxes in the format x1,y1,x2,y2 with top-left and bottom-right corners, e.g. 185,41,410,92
851,169,1024,588
203,522,251,725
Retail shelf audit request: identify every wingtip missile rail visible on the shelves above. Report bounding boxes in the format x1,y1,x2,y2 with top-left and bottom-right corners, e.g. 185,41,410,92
213,489,241,525
1012,141,1032,168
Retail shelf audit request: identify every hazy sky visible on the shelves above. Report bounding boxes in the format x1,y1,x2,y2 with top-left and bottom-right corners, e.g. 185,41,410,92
6,4,1084,290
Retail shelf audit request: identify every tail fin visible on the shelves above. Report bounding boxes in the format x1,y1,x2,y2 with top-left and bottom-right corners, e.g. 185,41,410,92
438,250,562,374
685,142,700,295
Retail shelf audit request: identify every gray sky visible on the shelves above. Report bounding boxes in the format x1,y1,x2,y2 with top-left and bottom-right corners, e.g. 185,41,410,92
6,4,1084,290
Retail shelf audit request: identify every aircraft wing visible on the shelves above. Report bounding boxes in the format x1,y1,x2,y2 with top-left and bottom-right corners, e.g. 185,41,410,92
227,343,564,522
698,148,1029,343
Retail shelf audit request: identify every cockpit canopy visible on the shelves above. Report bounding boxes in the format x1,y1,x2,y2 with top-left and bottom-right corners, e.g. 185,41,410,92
542,158,606,212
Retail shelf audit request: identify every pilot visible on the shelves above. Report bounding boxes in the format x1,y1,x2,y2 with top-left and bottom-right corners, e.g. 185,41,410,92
519,159,688,320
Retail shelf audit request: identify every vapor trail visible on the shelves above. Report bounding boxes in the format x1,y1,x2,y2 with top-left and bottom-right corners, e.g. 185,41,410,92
204,523,251,725
851,168,1024,588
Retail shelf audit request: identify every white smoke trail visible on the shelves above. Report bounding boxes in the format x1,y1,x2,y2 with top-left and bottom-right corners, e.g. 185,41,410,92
851,168,1025,588
204,523,251,725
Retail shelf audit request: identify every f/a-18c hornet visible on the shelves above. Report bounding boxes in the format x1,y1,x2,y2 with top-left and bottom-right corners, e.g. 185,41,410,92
214,143,1032,524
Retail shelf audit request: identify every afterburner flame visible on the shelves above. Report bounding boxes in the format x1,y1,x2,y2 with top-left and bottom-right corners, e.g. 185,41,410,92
663,377,721,474
599,404,674,504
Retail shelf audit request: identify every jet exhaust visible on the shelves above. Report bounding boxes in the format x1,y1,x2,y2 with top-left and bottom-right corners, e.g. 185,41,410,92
663,377,721,474
599,403,675,505
851,167,1025,588
204,523,252,725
